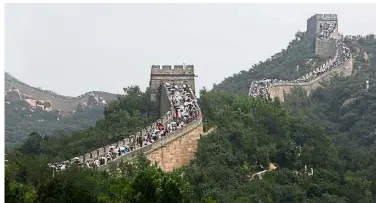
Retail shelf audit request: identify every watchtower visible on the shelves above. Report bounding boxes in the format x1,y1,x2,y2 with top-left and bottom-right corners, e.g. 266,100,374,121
149,64,196,117
307,14,339,57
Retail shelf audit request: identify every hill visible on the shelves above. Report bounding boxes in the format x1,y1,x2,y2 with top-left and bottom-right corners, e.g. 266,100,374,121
282,35,376,199
211,31,323,95
4,72,119,112
199,35,376,202
4,72,120,149
5,99,105,150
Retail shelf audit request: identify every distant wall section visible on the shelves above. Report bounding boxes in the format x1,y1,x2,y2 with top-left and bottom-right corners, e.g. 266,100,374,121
268,57,353,102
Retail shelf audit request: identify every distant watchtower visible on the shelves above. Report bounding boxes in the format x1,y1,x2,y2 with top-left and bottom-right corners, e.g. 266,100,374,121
307,14,340,57
149,64,196,116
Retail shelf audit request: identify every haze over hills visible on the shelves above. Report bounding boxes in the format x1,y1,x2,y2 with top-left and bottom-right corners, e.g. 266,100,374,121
5,11,376,203
4,72,119,149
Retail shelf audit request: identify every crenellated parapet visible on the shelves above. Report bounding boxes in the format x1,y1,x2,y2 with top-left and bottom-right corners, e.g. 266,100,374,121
315,14,338,21
150,65,195,75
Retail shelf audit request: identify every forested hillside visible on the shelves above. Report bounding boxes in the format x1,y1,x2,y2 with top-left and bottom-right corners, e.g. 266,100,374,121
4,72,120,149
7,89,374,202
212,32,335,95
186,91,371,202
282,35,376,201
5,100,105,150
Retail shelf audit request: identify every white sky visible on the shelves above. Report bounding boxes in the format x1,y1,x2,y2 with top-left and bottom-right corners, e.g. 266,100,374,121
5,3,376,96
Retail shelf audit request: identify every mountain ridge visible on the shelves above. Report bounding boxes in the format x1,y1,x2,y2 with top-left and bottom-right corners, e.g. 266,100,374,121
5,72,119,112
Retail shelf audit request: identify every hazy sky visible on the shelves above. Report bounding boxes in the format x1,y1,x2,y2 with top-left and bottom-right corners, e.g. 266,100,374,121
5,3,376,96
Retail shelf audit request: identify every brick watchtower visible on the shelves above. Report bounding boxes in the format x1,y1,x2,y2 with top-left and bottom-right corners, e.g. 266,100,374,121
149,64,196,117
307,14,340,57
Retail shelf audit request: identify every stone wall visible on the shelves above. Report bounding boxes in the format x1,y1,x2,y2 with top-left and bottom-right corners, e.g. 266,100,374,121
96,84,204,172
316,38,338,58
4,75,119,112
268,57,353,102
99,117,204,171
49,64,203,172
146,121,203,172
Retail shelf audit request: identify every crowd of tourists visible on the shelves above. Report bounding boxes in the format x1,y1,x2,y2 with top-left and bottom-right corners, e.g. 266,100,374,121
48,82,200,171
249,41,351,98
318,22,337,39
294,42,351,83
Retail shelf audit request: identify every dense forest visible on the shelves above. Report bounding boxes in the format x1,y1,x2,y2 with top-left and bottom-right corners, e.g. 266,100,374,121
6,89,375,202
5,35,376,202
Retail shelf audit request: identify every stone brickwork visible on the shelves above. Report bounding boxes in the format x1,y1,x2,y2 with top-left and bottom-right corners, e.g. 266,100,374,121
99,117,204,171
315,38,338,58
146,122,204,172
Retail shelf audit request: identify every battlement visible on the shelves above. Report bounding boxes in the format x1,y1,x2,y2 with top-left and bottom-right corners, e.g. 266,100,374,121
151,64,195,75
314,14,338,21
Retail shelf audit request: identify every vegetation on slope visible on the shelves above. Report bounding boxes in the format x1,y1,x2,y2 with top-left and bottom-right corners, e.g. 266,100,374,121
7,88,374,202
6,155,194,203
5,100,105,150
185,91,374,203
211,32,325,95
282,36,376,202
6,86,157,159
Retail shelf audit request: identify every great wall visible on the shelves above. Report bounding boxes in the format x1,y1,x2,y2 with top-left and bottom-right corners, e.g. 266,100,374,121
47,64,204,173
249,14,354,102
16,13,355,173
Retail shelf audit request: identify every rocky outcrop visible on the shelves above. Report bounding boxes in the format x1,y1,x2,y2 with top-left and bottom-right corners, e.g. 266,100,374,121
75,94,107,111
6,88,22,102
87,93,98,106
341,97,357,108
